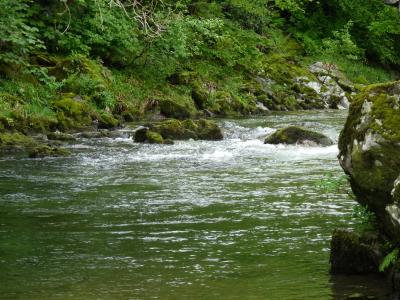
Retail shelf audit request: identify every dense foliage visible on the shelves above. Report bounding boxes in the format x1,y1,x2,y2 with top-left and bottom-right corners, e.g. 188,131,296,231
0,0,399,133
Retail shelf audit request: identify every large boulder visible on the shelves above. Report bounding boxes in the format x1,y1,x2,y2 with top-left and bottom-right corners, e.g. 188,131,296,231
338,81,400,242
265,126,334,146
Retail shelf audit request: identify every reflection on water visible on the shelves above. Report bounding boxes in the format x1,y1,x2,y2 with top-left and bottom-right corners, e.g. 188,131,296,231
0,110,390,299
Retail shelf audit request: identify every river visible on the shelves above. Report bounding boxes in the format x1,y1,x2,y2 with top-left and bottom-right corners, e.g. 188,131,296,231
0,110,390,299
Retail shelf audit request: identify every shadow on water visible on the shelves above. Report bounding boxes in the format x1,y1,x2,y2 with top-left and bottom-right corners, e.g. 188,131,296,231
330,274,392,300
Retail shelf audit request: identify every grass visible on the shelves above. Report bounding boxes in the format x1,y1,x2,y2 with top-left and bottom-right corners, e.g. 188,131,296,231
305,55,398,84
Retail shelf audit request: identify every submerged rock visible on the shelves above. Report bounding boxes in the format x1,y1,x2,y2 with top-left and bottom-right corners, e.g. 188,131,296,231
330,229,382,275
264,126,334,146
338,81,400,242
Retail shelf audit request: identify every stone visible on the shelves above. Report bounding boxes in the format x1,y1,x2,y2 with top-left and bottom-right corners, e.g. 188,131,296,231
145,131,164,144
159,99,194,119
134,127,149,143
330,229,382,275
196,119,224,141
264,126,334,146
338,81,400,242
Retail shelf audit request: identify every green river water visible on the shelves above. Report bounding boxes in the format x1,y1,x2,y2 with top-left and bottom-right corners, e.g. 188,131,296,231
0,110,390,299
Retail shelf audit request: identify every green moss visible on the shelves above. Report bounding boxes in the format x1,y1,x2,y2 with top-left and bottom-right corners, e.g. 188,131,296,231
265,126,333,146
145,131,164,144
369,94,400,141
154,119,196,140
53,96,93,130
196,119,223,141
158,99,194,119
0,132,36,148
97,112,119,129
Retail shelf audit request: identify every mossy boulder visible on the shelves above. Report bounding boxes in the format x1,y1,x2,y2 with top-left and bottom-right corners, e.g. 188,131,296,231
133,127,164,144
265,126,333,146
338,81,400,242
196,119,224,140
153,119,197,140
53,95,93,130
97,112,119,129
330,229,383,275
158,99,194,119
146,131,164,144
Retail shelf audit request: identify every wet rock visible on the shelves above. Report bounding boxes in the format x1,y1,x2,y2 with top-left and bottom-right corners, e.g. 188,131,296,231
330,229,383,275
97,112,119,129
28,145,70,158
264,126,333,146
196,119,224,141
155,119,197,140
134,127,148,143
338,81,400,242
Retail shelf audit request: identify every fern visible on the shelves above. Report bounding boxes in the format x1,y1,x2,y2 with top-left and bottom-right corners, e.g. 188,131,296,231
379,248,399,272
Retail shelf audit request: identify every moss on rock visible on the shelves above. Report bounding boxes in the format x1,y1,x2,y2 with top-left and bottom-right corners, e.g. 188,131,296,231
0,132,37,149
154,119,196,140
159,99,194,119
146,131,164,144
53,95,93,130
196,119,224,141
97,112,119,129
265,126,333,146
338,80,400,243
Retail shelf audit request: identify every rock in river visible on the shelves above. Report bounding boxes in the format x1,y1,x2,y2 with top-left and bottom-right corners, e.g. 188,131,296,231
264,126,334,146
338,81,400,242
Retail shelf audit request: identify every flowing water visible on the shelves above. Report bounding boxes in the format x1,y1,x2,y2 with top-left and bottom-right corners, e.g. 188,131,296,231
0,110,390,299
